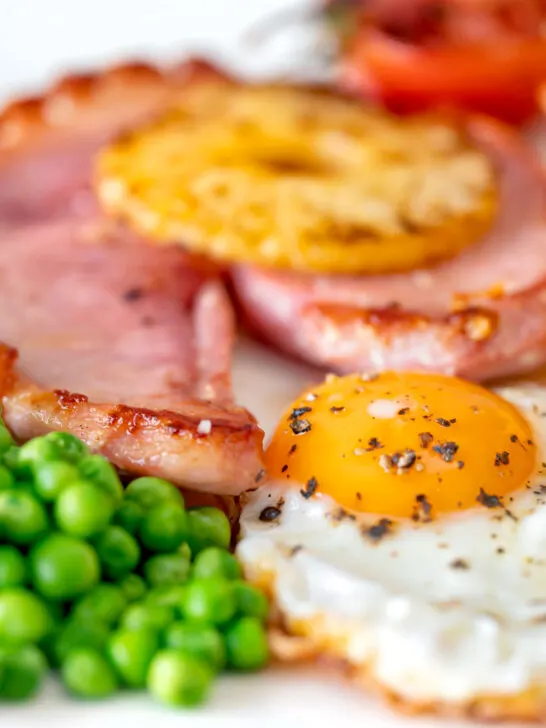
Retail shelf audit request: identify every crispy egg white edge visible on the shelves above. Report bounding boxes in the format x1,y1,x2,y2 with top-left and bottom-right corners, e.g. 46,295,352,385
237,385,546,703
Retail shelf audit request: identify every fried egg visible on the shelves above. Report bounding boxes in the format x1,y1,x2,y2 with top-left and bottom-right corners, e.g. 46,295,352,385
237,372,546,713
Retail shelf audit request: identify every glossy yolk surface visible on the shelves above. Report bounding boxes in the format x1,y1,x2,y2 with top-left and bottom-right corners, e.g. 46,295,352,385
265,372,536,519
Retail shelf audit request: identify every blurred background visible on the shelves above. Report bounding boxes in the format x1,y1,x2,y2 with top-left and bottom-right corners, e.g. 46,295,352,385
0,0,320,100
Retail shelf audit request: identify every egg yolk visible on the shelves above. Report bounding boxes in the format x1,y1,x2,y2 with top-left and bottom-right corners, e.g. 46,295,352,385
265,372,536,519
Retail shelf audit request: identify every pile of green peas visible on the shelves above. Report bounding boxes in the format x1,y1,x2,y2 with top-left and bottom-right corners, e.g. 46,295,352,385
0,422,269,706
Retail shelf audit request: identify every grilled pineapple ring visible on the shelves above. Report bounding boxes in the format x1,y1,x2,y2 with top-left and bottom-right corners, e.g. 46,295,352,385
97,82,497,275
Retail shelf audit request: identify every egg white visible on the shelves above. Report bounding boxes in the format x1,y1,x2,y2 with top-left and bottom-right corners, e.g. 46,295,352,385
237,385,546,704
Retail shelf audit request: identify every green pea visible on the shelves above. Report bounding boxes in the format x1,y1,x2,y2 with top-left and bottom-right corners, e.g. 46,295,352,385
225,617,269,671
0,425,14,455
78,455,123,505
139,502,187,552
233,581,269,620
107,628,159,688
113,499,144,535
0,546,27,588
145,585,186,612
44,432,88,462
119,573,147,603
121,602,174,633
147,650,213,707
0,645,47,700
61,647,118,698
94,526,140,579
192,547,242,581
17,437,60,471
32,461,79,502
0,490,49,545
51,618,110,668
54,482,114,538
2,446,21,474
144,553,190,589
124,477,184,510
183,579,236,626
0,466,15,492
72,584,127,626
186,507,231,555
0,588,52,645
163,622,226,672
30,534,100,601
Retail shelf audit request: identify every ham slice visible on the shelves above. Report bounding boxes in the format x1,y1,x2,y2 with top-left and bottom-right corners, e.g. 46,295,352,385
232,117,546,380
0,60,264,494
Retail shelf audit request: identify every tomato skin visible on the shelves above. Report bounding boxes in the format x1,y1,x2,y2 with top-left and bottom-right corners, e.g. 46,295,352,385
339,28,546,124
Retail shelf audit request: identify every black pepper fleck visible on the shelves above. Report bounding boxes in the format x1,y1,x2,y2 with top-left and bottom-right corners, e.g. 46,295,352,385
289,444,297,455
290,419,311,435
364,518,393,542
418,432,434,448
300,477,318,499
412,493,432,522
330,406,345,414
435,418,452,428
289,407,312,420
495,451,510,466
331,508,356,523
432,441,459,462
396,449,417,470
281,464,288,473
259,506,281,522
397,407,409,415
366,437,384,451
457,460,465,469
477,488,503,509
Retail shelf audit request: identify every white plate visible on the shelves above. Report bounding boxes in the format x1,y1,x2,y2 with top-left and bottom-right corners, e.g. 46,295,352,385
6,343,483,728
0,2,525,725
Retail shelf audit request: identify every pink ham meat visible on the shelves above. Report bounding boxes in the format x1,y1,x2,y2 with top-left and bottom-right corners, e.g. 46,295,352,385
233,117,546,381
0,61,264,495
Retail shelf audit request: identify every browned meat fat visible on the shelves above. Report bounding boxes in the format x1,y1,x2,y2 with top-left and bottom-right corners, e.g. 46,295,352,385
0,59,264,494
